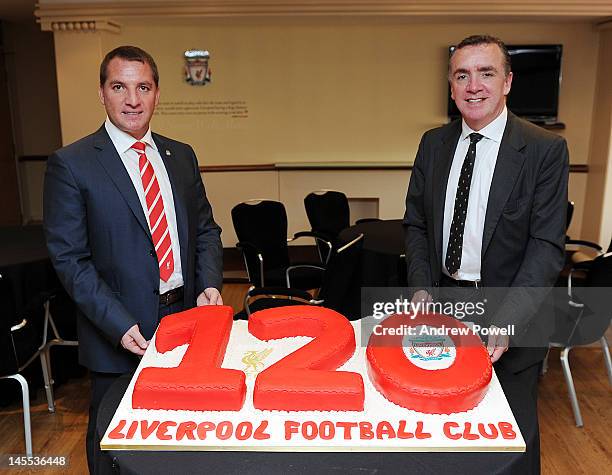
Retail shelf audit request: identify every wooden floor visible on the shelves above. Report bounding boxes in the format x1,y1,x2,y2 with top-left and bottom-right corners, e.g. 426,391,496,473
0,283,610,474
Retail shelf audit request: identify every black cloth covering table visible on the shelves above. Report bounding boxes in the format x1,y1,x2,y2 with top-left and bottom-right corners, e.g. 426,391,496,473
338,219,407,288
98,375,532,475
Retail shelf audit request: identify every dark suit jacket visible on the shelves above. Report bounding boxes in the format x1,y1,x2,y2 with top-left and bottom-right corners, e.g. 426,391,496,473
43,126,223,373
403,112,569,371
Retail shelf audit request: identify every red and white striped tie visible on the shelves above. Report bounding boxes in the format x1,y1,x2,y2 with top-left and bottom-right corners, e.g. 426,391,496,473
132,141,174,281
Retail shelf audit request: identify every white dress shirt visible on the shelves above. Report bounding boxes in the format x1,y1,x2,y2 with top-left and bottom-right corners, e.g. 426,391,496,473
105,118,183,294
442,107,508,281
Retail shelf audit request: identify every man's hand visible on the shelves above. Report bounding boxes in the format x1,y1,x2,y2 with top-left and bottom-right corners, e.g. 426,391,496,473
487,327,509,363
197,287,223,306
120,324,148,356
411,290,433,306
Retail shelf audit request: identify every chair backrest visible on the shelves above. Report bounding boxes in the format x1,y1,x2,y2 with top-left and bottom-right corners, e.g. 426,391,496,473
566,201,575,232
231,200,290,285
567,253,612,346
304,191,350,242
318,234,363,319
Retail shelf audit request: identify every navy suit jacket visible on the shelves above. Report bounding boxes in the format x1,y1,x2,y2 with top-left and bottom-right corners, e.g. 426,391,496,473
404,112,569,372
43,126,223,373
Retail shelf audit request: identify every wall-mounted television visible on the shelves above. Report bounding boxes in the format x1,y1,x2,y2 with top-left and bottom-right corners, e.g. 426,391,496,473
447,44,563,124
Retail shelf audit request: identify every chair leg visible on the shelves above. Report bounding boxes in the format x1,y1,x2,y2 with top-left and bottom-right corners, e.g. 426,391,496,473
40,348,55,413
560,347,584,427
1,374,33,456
541,347,550,375
601,336,612,388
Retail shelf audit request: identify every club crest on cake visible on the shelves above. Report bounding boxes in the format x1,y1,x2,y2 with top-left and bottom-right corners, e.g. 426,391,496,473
241,348,273,374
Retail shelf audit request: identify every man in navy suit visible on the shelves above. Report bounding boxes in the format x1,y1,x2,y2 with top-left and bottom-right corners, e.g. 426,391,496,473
404,36,568,473
43,46,223,473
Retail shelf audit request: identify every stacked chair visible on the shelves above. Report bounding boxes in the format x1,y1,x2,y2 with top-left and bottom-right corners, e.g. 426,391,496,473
242,234,364,320
231,200,332,290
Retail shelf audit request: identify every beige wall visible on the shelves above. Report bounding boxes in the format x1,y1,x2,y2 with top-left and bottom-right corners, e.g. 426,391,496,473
46,17,605,244
55,19,597,167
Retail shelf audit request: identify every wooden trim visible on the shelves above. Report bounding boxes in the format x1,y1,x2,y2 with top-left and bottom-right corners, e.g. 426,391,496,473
199,163,590,173
35,1,612,22
200,163,276,173
570,164,589,173
14,157,590,173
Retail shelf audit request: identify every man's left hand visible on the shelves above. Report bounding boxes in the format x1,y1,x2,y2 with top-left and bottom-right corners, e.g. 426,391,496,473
486,326,509,363
197,287,223,306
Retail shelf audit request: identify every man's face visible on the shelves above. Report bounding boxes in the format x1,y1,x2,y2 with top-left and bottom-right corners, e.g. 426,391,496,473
449,43,512,131
98,57,159,139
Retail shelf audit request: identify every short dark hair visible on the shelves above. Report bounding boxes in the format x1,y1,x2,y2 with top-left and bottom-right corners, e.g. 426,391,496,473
449,35,511,77
100,45,159,87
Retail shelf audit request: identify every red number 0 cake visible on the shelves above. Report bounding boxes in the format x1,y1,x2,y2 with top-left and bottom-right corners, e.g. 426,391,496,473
366,313,492,414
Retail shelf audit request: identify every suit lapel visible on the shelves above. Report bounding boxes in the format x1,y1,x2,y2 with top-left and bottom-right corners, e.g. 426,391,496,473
432,121,461,268
93,126,152,242
482,113,527,257
153,133,189,278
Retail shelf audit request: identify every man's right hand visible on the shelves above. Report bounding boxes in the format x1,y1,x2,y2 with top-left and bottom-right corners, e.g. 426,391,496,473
120,324,148,356
411,289,433,306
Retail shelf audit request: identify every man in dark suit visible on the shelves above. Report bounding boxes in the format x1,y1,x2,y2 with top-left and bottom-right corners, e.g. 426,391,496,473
404,35,568,472
43,46,223,473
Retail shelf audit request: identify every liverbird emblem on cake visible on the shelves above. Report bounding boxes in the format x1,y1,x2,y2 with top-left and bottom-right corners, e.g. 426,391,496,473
241,348,273,373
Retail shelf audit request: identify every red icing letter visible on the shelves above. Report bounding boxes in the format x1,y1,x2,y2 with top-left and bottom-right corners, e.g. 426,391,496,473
478,423,499,440
462,422,479,440
376,421,396,439
235,422,253,441
140,420,160,440
443,422,461,440
397,420,414,439
196,422,216,440
415,421,431,439
254,420,271,440
216,421,233,440
285,421,300,440
249,306,364,411
336,422,358,440
126,420,138,439
156,421,176,441
176,422,197,441
359,422,374,440
108,420,126,439
498,422,517,440
132,306,246,411
319,421,336,440
302,421,318,440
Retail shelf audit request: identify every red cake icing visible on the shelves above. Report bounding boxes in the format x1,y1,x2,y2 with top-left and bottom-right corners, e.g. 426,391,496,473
366,313,492,414
132,305,247,411
248,305,365,411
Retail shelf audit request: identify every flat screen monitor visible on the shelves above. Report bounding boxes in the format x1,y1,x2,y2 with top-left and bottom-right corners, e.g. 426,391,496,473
447,44,563,124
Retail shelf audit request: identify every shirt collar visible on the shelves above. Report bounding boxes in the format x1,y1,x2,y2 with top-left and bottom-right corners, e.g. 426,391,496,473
460,106,507,143
104,117,157,154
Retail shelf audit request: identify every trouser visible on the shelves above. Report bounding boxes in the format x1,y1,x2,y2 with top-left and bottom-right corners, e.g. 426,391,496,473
86,299,184,474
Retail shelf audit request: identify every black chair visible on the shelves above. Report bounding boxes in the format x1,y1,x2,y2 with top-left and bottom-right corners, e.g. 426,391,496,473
550,252,612,427
305,190,380,261
231,200,331,290
39,291,78,413
0,274,55,456
241,234,364,320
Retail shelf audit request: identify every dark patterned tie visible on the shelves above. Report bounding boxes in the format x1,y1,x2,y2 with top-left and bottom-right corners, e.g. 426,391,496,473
445,132,484,276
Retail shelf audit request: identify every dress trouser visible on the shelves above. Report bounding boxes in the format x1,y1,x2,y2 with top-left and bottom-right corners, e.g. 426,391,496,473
86,300,184,475
438,276,542,474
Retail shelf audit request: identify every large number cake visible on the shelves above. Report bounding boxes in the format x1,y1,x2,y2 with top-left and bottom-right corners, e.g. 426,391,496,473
102,305,524,452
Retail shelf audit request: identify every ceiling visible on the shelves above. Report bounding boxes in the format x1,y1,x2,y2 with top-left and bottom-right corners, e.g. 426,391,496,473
0,0,37,23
